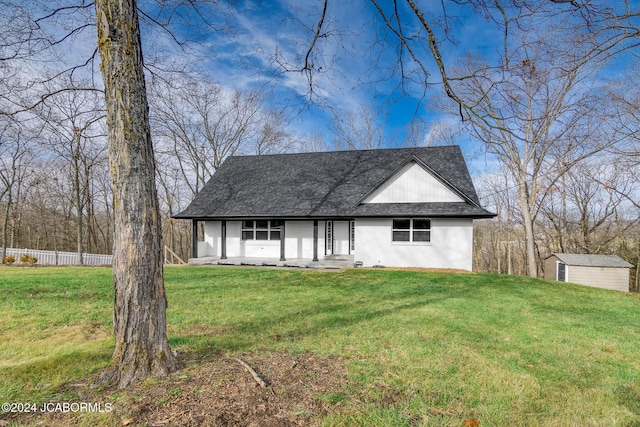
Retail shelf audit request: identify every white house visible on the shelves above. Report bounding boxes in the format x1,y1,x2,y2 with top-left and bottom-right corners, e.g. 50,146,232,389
174,146,495,270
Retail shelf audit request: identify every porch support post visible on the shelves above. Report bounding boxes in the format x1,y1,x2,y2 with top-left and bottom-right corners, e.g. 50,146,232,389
191,219,198,259
280,222,286,261
220,220,227,259
313,220,319,262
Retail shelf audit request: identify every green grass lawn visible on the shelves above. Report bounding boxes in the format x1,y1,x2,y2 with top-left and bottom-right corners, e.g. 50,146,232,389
1,265,639,426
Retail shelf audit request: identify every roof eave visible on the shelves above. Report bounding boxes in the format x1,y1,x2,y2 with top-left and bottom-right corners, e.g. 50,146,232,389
172,212,498,221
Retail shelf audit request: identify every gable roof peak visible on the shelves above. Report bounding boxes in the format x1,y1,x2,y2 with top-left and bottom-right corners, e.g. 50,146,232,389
174,145,495,219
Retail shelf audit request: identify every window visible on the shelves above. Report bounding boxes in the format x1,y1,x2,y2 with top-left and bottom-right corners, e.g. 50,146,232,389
326,221,333,252
392,219,411,242
350,221,355,251
413,219,431,242
242,220,283,241
392,219,431,243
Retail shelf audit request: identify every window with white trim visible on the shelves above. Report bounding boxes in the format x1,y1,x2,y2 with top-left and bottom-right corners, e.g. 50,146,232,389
392,219,431,242
242,220,283,241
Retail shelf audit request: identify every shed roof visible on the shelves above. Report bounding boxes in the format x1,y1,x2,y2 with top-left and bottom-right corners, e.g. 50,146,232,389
174,146,495,220
548,253,633,269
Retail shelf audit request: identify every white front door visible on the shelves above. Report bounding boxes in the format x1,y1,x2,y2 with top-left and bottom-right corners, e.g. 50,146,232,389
333,221,350,255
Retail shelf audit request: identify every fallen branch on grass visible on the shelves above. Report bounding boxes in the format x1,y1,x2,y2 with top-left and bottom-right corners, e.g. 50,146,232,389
235,358,268,388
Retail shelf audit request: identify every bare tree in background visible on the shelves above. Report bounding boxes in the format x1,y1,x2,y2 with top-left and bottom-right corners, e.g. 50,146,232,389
474,168,522,275
149,73,294,261
453,36,619,276
607,71,640,208
0,122,32,262
35,85,106,264
330,103,386,150
605,71,640,290
149,75,292,195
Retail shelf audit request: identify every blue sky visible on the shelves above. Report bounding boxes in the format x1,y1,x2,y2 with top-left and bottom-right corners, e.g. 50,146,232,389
6,0,500,167
20,0,639,171
4,0,636,213
129,0,638,195
136,0,498,145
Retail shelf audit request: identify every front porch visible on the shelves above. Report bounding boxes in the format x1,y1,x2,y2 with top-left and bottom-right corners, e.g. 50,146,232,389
188,254,356,270
191,219,355,263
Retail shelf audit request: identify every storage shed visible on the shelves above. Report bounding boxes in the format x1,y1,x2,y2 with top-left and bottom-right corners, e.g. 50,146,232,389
544,253,633,292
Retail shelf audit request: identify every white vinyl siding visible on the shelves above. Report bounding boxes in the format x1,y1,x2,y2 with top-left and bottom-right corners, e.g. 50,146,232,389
363,162,464,203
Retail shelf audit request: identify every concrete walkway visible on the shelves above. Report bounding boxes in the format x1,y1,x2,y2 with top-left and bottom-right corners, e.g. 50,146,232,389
188,255,355,270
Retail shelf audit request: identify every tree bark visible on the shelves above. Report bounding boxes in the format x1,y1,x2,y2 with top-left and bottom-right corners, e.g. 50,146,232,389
517,177,539,277
95,0,178,388
2,189,11,262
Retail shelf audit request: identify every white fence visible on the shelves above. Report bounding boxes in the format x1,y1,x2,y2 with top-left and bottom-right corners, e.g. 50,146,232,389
4,248,113,266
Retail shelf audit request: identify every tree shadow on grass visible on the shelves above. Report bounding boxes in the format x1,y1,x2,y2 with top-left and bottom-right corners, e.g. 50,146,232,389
170,283,455,359
0,347,113,402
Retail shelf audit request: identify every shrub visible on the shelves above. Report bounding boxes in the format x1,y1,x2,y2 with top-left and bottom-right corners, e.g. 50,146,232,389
3,255,15,264
19,254,37,264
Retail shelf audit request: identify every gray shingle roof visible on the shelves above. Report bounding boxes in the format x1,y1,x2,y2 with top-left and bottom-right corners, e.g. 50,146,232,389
174,146,495,219
549,253,633,268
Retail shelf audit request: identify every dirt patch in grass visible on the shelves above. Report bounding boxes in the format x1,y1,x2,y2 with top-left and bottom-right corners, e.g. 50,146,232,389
121,352,347,426
1,352,347,427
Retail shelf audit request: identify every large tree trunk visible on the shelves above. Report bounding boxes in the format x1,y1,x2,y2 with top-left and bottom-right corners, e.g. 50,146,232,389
95,0,178,388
